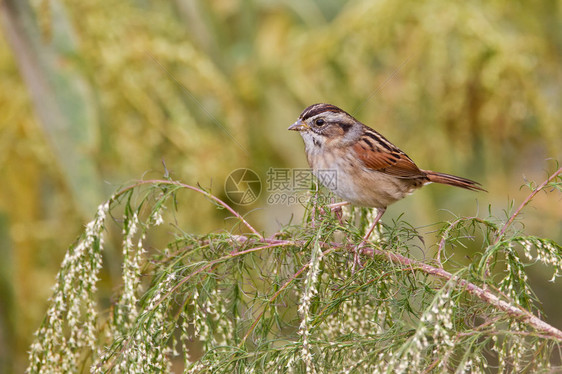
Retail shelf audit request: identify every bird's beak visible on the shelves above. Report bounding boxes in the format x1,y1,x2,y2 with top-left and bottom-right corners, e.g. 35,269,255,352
288,119,308,131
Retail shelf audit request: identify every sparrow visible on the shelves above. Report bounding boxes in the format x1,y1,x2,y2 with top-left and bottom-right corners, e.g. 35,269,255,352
289,103,484,261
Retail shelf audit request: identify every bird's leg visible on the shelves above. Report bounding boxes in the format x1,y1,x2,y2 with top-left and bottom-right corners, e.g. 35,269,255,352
326,201,350,224
361,207,386,244
352,207,386,272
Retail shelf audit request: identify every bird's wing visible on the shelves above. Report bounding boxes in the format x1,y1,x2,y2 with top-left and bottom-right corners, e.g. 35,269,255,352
352,129,426,179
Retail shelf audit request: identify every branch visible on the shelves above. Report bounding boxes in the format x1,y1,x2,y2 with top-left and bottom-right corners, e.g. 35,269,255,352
191,234,562,341
190,235,562,341
175,234,562,342
360,246,562,341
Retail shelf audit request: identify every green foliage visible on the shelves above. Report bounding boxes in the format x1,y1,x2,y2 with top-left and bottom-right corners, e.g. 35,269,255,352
28,169,562,373
2,0,562,371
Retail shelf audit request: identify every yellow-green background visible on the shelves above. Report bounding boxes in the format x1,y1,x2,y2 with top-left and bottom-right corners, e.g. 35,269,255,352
0,0,561,371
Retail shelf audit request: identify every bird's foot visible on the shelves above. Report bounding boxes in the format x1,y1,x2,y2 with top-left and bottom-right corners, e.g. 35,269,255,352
325,201,349,224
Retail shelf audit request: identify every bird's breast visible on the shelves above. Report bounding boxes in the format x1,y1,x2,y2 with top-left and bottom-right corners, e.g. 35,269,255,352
308,149,422,208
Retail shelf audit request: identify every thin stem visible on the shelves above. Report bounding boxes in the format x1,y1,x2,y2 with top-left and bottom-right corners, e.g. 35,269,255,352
437,217,494,265
112,179,263,239
496,167,562,241
437,217,465,265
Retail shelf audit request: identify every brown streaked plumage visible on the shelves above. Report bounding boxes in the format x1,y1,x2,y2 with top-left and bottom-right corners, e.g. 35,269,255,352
288,103,485,260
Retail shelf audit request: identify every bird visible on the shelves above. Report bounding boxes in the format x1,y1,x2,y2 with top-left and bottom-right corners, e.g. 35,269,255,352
288,103,485,265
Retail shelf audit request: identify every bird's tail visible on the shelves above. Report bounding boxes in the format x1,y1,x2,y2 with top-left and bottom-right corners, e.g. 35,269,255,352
424,170,486,192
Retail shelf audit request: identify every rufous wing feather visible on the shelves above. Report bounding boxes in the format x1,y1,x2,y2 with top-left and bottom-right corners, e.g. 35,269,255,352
352,135,426,179
352,128,485,191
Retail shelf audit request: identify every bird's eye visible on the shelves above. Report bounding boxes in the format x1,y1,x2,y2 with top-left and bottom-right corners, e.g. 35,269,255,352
315,119,325,126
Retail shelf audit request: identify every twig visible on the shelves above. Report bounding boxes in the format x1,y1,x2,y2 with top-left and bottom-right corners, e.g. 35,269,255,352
496,166,562,241
437,217,496,266
437,217,465,266
112,179,263,239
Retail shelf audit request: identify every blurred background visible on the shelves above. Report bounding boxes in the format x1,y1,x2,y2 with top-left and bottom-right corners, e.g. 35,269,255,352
0,0,561,371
